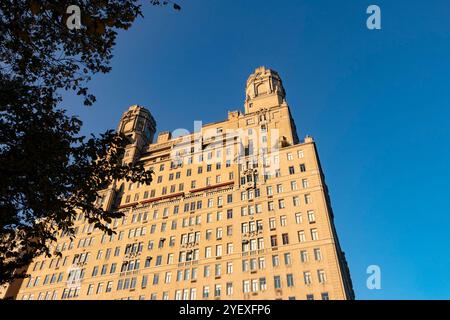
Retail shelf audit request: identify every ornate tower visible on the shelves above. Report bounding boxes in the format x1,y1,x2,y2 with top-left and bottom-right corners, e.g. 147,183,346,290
117,105,156,165
244,66,286,114
244,67,299,147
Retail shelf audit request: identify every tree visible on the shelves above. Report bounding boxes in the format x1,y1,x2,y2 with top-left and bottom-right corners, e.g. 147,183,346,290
0,0,180,284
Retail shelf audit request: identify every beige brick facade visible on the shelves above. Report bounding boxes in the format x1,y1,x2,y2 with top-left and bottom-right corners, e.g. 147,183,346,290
12,67,354,300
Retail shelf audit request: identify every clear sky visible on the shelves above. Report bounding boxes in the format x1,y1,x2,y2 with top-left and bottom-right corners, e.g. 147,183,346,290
62,0,450,299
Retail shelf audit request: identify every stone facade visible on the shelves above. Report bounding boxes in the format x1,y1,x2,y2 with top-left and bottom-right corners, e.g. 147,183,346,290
11,67,354,300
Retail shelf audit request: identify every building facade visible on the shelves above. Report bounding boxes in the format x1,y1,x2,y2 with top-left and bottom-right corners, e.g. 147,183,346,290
11,67,354,300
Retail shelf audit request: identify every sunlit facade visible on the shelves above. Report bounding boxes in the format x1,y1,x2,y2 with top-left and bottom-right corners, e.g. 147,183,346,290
11,67,354,300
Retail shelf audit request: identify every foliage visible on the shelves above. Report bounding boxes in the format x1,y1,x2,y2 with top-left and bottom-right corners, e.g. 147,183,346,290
0,0,179,284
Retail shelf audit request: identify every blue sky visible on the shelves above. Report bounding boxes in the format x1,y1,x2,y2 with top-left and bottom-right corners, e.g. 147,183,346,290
63,0,450,299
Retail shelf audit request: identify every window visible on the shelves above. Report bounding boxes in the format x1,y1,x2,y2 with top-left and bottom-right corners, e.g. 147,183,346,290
205,247,212,258
250,258,257,271
216,245,222,257
278,199,285,209
251,279,258,292
243,280,251,293
280,215,287,227
291,181,298,191
307,210,316,223
106,281,113,293
298,150,304,158
260,277,267,291
276,184,283,193
214,284,221,297
284,252,292,265
216,227,223,239
318,270,326,283
288,166,295,175
96,282,104,294
117,279,124,291
204,265,210,278
270,235,278,247
314,248,322,261
227,262,233,274
295,213,302,224
311,228,319,241
101,264,107,275
300,164,306,172
226,282,233,296
164,272,172,284
227,243,233,254
287,153,293,161
274,276,281,289
298,230,306,243
321,292,330,300
259,257,266,269
242,260,249,272
141,275,148,288
282,233,289,245
169,236,176,247
287,274,294,287
266,186,273,196
190,288,197,300
302,179,309,188
269,218,276,230
153,274,159,285
307,294,314,300
272,255,279,267
87,284,94,296
215,264,222,277
305,194,312,204
203,286,210,298
304,272,312,285
300,250,308,263
256,204,262,213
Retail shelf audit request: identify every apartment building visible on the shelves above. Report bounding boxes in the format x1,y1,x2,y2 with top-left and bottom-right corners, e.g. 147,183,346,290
11,66,354,300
